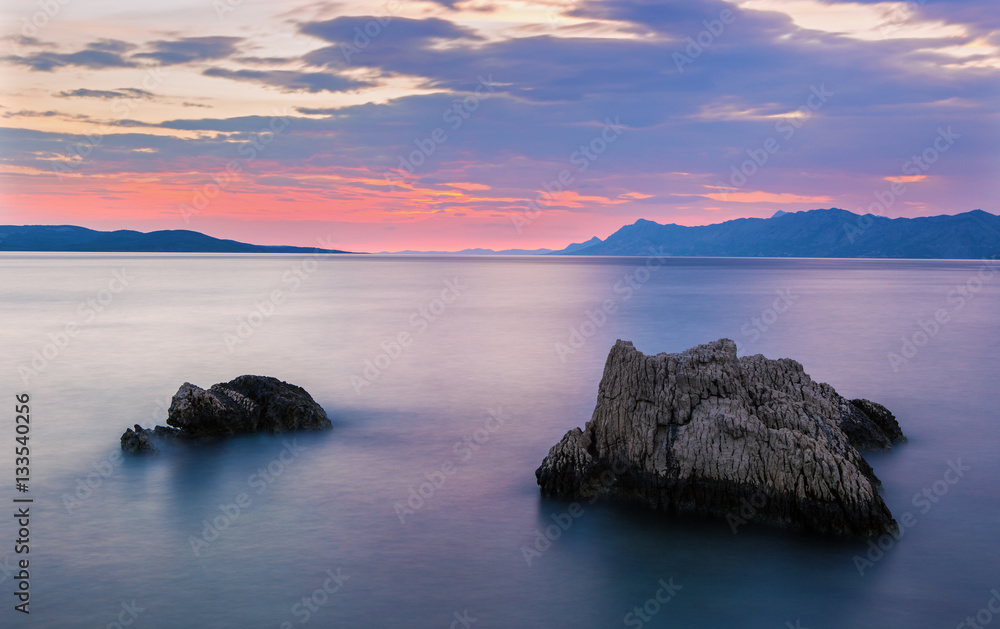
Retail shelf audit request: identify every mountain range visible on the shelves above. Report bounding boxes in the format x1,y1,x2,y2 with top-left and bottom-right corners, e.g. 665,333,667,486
3,209,998,258
0,225,350,253
550,208,1000,258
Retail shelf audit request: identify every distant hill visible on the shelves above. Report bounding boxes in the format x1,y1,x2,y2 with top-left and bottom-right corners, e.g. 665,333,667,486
384,247,553,255
7,210,998,258
0,225,352,253
550,209,1000,259
559,236,603,254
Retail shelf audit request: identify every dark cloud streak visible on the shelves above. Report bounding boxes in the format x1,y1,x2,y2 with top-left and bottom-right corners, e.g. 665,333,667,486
202,67,373,92
132,36,243,65
57,88,153,99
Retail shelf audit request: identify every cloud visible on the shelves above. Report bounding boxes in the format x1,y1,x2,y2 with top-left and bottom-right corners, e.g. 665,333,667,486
884,175,928,183
446,182,491,191
702,191,835,204
132,36,242,65
302,15,480,45
8,36,54,49
295,106,340,115
202,68,373,92
7,47,136,71
1,110,61,119
85,39,138,54
2,0,997,239
234,56,295,65
301,16,482,71
57,88,153,100
6,36,242,71
819,0,1000,33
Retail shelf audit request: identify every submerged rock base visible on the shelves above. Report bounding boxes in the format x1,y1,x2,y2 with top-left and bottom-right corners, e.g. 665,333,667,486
121,375,331,454
536,339,905,537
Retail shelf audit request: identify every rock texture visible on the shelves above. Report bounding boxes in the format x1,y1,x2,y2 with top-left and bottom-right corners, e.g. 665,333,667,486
121,376,330,453
120,424,181,454
842,398,905,450
120,424,156,454
536,339,905,537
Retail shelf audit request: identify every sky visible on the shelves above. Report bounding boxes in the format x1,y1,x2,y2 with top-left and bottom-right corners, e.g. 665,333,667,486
0,0,997,251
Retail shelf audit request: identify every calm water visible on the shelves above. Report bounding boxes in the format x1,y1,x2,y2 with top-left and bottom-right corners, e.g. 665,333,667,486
0,254,998,629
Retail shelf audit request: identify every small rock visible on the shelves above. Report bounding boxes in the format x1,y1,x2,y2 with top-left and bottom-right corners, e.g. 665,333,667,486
121,375,330,453
120,424,157,454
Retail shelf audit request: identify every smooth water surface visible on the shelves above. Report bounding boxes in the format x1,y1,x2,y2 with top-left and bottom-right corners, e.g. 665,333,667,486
0,254,997,628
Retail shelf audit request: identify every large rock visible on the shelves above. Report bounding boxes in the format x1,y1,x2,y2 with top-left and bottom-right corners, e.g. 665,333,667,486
535,339,905,537
121,376,330,453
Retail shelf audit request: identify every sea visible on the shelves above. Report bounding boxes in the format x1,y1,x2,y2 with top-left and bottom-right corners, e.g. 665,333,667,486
0,254,997,628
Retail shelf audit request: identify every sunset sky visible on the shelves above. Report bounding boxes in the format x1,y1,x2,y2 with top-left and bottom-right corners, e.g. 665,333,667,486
1,0,997,251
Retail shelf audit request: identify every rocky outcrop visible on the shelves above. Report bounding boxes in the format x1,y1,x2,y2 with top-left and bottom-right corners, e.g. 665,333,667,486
121,425,156,454
536,339,905,537
121,376,330,453
120,424,182,454
842,398,905,450
165,375,331,436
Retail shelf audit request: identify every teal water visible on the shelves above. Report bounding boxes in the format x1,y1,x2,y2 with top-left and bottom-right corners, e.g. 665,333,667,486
0,254,997,628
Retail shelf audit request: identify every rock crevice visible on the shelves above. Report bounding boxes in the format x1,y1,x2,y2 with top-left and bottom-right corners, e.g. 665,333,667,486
536,339,905,537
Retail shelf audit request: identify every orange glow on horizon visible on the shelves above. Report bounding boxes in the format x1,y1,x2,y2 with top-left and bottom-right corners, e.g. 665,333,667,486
702,191,834,204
